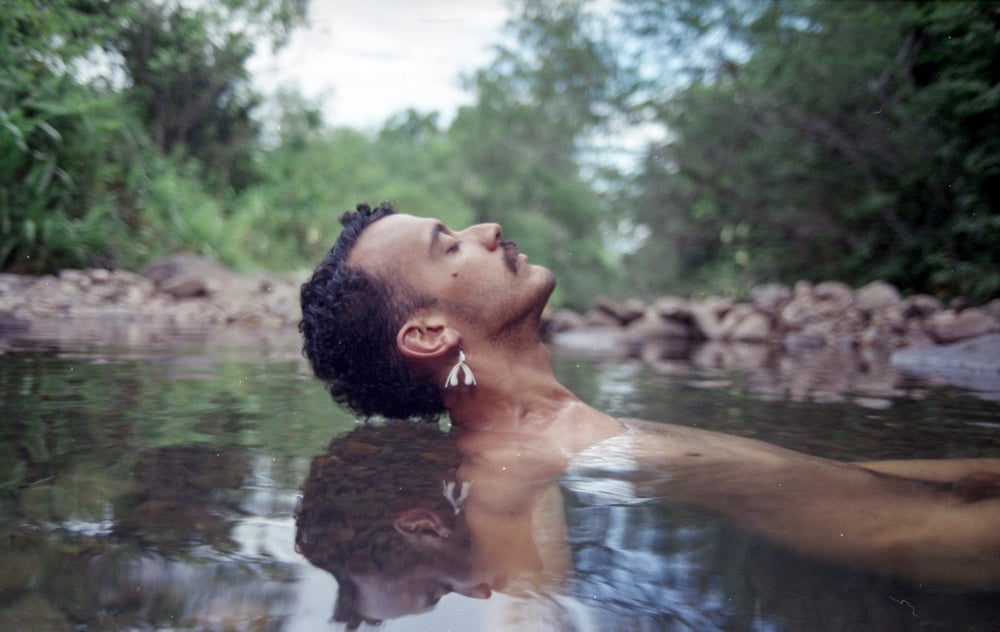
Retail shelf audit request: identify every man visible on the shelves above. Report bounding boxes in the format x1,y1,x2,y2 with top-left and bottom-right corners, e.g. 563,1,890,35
300,202,1000,590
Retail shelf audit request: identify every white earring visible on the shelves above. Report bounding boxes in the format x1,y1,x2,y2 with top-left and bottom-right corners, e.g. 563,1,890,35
444,349,477,388
442,480,472,515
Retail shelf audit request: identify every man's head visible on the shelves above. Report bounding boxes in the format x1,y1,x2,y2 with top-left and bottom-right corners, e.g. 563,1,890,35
299,202,443,419
300,202,556,419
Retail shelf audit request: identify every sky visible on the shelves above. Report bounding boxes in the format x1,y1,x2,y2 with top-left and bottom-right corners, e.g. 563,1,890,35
248,0,514,131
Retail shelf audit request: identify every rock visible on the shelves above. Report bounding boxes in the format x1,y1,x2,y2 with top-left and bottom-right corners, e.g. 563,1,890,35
726,310,772,342
651,296,694,323
542,308,586,334
142,254,234,299
891,333,1000,392
813,281,855,311
900,294,943,319
926,308,1000,343
594,297,646,326
626,310,697,341
779,281,857,332
0,309,30,333
984,298,1000,320
689,297,732,340
718,304,754,335
750,283,792,314
582,308,621,328
855,280,900,312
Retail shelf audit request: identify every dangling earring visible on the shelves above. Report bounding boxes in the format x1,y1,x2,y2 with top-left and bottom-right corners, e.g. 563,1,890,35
442,480,472,515
444,347,477,388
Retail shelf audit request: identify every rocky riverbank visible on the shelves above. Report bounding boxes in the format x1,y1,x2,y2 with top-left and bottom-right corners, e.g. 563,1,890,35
2,257,999,394
0,255,301,334
546,279,1000,352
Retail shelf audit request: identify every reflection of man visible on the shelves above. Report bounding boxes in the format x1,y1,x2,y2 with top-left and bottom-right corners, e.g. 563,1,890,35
299,202,1000,590
295,422,488,628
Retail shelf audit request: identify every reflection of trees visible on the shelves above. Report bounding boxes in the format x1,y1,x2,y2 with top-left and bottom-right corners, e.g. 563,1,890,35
0,350,313,630
0,442,295,630
114,445,249,551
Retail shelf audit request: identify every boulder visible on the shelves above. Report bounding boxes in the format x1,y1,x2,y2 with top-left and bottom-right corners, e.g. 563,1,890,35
0,309,30,333
543,308,586,334
718,304,753,336
651,296,695,323
984,298,1000,320
142,254,235,299
689,297,733,340
855,280,901,312
813,280,855,311
594,297,646,326
900,294,943,319
891,333,1000,392
726,310,772,342
750,283,792,314
926,308,1000,344
626,310,696,341
582,308,621,328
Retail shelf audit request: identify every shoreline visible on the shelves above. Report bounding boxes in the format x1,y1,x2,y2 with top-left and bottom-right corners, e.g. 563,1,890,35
2,257,999,395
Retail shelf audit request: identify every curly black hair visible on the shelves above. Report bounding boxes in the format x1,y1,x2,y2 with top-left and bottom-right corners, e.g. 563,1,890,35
299,202,445,420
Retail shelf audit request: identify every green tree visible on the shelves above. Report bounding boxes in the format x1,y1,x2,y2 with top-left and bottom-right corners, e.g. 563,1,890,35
114,0,306,193
617,0,1000,300
447,0,623,308
1,0,306,273
1,0,141,271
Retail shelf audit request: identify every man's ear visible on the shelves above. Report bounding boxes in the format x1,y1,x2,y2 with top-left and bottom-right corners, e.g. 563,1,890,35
393,507,453,548
397,314,458,360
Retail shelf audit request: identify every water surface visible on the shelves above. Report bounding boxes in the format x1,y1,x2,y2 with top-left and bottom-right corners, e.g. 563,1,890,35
1,323,998,630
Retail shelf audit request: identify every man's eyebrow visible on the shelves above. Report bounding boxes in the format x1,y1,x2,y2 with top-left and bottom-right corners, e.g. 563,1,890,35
429,222,445,252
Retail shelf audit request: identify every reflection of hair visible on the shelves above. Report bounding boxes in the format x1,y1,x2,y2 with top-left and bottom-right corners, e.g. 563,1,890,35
295,422,464,629
299,202,445,420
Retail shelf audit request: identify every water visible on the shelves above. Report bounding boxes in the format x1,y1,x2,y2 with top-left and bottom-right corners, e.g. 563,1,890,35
1,323,998,631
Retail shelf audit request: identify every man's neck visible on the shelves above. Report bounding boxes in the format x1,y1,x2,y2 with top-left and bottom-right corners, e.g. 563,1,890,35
441,335,625,451
443,339,575,431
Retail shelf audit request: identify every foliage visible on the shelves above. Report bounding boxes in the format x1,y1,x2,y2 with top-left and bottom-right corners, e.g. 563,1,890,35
447,0,625,307
615,0,1000,301
1,1,157,271
113,0,305,193
3,0,998,306
0,0,304,273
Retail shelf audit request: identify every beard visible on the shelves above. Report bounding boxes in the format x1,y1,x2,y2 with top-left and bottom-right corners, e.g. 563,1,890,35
442,265,557,344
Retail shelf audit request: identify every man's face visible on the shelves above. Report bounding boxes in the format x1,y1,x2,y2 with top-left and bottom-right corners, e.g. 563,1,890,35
348,214,555,333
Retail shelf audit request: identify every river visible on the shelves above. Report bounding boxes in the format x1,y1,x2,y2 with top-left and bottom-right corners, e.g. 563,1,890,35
1,321,998,630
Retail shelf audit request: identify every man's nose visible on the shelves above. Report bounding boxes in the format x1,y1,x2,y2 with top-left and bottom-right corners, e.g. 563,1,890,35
468,223,502,250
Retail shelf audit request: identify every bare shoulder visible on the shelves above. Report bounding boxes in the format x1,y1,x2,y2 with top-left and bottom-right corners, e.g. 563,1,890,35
616,417,824,466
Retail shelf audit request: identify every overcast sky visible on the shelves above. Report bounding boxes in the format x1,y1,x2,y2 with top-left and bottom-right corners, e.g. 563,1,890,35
248,0,513,131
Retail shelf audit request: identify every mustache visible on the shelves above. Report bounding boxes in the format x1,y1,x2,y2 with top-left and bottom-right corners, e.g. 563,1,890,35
500,239,519,272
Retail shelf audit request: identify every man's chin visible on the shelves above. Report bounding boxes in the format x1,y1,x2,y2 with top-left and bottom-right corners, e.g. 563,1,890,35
534,268,558,312
535,266,556,303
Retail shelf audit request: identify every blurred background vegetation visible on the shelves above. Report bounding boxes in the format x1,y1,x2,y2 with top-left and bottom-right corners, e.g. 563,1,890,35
2,0,998,309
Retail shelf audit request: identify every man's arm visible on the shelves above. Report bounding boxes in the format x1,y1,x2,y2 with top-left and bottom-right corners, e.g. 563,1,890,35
611,420,1000,590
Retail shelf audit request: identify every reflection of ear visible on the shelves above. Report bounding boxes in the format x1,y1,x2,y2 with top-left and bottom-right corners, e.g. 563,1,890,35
397,314,458,361
393,507,453,548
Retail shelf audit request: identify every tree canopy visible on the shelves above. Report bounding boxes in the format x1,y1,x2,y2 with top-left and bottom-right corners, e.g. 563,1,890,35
2,0,998,306
615,0,1000,300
